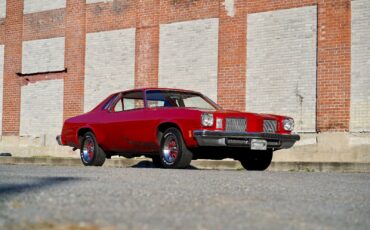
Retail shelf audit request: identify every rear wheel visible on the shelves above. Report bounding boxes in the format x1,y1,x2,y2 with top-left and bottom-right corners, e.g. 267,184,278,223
80,132,106,166
159,128,192,169
239,149,273,171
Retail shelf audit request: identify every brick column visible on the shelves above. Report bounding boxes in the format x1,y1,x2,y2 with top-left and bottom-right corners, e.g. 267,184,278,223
135,0,159,88
2,0,23,135
64,0,86,120
317,0,351,131
217,0,246,110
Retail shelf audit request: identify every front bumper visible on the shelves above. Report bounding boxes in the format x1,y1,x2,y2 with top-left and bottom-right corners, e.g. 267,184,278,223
193,130,300,149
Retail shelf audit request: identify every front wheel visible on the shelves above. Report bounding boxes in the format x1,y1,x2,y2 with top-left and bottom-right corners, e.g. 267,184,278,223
80,132,106,166
239,149,273,171
159,128,192,169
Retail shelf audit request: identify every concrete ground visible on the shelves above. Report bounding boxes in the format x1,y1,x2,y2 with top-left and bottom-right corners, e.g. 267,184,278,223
0,165,369,230
0,156,370,173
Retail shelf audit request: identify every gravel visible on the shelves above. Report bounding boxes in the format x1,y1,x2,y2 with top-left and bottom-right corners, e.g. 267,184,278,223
0,165,369,230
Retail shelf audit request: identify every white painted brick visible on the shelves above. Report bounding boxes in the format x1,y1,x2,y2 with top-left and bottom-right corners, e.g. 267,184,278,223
0,0,6,19
0,45,4,135
24,0,66,14
85,29,136,112
22,37,65,74
159,18,219,101
246,6,317,132
86,0,113,3
20,80,64,137
351,0,370,132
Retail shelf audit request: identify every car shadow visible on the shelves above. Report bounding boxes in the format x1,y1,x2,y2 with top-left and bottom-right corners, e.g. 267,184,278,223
0,177,82,198
130,160,199,170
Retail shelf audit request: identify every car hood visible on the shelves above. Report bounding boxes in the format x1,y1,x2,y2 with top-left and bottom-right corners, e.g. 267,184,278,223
214,110,288,120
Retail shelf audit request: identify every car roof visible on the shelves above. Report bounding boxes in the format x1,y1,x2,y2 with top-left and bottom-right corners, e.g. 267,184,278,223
112,88,201,95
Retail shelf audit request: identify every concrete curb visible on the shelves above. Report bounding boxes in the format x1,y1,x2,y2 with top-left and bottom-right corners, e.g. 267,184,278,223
0,156,369,173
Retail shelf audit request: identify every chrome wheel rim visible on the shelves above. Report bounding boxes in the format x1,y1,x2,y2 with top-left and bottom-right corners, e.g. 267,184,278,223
162,134,178,164
82,136,94,163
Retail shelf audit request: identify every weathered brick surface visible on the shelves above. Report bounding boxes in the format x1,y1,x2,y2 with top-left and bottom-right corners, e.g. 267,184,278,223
23,0,66,14
159,0,219,24
135,0,159,88
63,0,86,121
0,45,4,134
20,80,63,137
86,0,136,33
317,0,351,131
22,37,65,74
2,0,23,136
246,6,317,132
0,0,6,19
0,0,368,142
0,23,5,45
159,18,219,101
218,0,246,110
23,8,65,41
350,0,370,132
84,29,136,112
87,0,114,3
246,0,317,13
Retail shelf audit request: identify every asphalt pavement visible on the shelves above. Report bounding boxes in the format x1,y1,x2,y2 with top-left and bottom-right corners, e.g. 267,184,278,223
0,165,369,230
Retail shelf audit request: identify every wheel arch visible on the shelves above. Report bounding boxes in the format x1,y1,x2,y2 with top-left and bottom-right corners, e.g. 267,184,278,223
77,127,96,145
157,122,184,144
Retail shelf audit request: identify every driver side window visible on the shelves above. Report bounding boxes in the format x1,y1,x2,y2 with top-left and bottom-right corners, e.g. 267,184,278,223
112,91,144,112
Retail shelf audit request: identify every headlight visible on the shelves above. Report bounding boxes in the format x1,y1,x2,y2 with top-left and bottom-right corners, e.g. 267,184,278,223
283,118,295,131
201,113,214,127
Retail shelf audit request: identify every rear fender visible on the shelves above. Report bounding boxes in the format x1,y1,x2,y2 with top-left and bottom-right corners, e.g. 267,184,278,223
77,125,106,147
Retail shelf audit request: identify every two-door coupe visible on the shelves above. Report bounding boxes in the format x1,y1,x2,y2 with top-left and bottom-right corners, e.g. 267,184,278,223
57,88,300,170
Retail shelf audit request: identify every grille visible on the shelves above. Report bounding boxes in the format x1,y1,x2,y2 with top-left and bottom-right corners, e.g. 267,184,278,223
226,118,246,132
264,120,277,133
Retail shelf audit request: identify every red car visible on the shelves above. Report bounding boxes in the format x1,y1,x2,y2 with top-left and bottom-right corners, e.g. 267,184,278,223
57,88,300,170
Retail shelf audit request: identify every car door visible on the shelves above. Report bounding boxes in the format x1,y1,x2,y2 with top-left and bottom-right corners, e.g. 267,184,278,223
102,90,155,153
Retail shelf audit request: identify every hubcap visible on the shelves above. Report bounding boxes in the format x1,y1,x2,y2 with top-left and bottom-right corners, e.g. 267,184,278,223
82,136,94,162
162,134,178,164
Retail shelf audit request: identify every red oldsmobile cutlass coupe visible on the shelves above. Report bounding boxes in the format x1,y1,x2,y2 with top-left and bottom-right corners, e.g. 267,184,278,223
57,88,300,170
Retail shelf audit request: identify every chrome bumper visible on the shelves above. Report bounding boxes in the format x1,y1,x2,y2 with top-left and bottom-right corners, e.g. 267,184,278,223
193,130,300,149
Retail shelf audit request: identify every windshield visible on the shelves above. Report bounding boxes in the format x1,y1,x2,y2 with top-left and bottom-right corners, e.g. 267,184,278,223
146,90,220,111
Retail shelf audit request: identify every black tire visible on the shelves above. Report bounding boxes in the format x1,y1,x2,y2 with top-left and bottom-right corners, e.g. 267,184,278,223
152,155,163,168
239,149,273,171
80,132,106,166
159,128,192,169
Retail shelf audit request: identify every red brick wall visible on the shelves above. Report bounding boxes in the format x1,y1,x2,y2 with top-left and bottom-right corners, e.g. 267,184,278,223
0,0,353,133
23,9,65,41
135,0,159,88
2,0,23,136
218,0,246,111
63,0,86,121
317,0,351,131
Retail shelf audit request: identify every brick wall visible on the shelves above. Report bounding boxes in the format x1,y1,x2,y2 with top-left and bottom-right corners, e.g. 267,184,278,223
84,29,135,112
0,0,5,19
159,18,219,101
22,37,65,74
23,0,66,14
20,80,63,136
0,0,368,144
0,45,3,135
351,0,370,132
246,6,317,132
